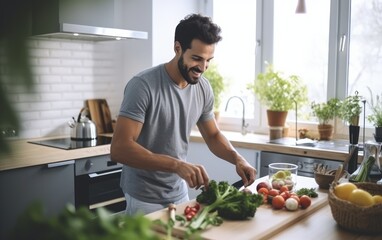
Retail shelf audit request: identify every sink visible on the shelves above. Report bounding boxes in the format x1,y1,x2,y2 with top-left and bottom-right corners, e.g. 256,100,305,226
268,137,352,152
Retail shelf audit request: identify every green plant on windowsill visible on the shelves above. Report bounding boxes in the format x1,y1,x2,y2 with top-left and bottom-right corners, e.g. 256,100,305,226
367,88,382,127
311,98,340,125
204,63,225,112
247,63,308,112
338,91,363,126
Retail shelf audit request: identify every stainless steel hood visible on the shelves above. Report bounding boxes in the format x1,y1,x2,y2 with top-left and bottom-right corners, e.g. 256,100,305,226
31,0,148,41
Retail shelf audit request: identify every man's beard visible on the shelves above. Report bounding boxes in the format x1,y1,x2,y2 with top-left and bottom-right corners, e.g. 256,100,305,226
177,55,201,85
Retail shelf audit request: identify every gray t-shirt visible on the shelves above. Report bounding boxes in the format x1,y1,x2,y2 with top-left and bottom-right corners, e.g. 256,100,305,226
119,64,214,204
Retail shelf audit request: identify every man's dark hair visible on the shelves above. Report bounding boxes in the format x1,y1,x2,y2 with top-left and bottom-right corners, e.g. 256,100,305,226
175,14,222,51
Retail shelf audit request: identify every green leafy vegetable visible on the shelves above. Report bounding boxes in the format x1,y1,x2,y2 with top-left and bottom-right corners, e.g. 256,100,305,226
349,156,376,182
187,181,263,233
295,188,318,198
9,202,159,240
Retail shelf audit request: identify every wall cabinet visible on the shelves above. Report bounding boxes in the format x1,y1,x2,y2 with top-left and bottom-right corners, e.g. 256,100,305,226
0,160,75,239
186,142,260,199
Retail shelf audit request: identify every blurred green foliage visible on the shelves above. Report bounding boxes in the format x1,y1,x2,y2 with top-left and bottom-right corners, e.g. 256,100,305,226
1,1,35,154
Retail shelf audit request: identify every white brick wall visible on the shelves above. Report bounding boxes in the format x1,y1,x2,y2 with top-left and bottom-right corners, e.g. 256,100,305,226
6,37,124,139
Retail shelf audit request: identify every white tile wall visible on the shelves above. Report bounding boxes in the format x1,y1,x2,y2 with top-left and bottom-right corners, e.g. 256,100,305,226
5,37,124,139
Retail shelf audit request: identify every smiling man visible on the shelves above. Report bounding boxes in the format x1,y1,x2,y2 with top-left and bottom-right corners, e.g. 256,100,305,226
110,14,257,215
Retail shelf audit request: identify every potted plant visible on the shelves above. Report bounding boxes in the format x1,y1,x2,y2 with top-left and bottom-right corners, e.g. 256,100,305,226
247,63,308,127
338,91,363,144
311,98,340,140
367,88,382,142
204,63,225,119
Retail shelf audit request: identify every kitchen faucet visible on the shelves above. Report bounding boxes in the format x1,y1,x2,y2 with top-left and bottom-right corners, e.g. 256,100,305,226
225,96,249,135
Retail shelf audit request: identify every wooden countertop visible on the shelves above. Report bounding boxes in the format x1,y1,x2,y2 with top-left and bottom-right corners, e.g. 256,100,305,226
0,136,111,171
147,176,382,239
0,130,356,171
190,130,358,162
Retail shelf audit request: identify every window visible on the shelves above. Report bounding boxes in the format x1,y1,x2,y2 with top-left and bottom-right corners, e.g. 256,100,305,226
211,0,382,140
348,0,382,127
211,0,257,133
273,0,330,121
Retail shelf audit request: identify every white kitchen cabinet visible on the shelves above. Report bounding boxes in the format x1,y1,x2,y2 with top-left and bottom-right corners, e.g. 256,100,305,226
0,160,75,239
186,142,260,199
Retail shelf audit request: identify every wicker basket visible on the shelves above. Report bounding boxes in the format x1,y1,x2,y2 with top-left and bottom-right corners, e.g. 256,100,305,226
328,182,382,234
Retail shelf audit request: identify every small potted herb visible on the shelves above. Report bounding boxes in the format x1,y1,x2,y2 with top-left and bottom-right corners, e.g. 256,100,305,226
366,88,382,142
338,91,363,144
247,63,308,127
311,98,340,140
204,64,225,119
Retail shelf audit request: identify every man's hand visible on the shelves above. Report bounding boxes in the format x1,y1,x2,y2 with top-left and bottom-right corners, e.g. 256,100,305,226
176,162,209,189
235,158,257,187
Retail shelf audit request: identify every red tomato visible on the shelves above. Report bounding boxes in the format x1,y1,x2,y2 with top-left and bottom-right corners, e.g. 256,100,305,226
268,189,280,197
299,195,312,209
279,185,289,193
193,203,200,211
280,191,290,200
289,194,300,205
258,187,269,196
186,212,195,221
184,206,192,215
272,195,285,210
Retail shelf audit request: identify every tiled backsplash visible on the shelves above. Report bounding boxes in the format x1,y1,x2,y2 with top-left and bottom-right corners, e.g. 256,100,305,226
4,38,124,139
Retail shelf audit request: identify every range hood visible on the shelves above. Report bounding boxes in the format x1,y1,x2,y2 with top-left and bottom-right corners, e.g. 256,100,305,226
31,0,148,41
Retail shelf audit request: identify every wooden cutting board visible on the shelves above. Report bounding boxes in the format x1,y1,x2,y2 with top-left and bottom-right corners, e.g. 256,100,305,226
85,99,113,134
146,176,328,240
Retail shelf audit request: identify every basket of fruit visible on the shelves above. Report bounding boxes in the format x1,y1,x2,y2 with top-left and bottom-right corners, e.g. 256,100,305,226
328,181,382,234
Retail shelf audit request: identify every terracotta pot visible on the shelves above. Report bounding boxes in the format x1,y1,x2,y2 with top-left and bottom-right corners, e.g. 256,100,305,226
267,110,288,127
317,124,333,140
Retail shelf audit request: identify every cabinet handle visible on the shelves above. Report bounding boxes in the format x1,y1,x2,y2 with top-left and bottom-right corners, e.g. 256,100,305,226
47,160,75,168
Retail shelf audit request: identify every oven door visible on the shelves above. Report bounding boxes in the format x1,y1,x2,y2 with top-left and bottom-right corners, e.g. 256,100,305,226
75,168,126,213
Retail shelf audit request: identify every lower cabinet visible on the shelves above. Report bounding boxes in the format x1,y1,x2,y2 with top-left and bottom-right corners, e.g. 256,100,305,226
187,142,259,199
0,160,75,239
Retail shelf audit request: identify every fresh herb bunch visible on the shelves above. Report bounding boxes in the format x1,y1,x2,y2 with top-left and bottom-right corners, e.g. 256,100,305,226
295,188,318,198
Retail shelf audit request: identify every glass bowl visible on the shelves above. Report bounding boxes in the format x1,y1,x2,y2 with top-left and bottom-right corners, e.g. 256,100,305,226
268,163,298,191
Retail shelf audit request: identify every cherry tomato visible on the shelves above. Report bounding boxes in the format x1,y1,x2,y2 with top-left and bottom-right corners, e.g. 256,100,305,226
268,189,280,197
186,213,195,221
279,185,289,193
193,203,200,211
184,206,192,215
258,187,269,196
280,191,290,200
299,195,312,209
272,195,285,210
289,194,300,205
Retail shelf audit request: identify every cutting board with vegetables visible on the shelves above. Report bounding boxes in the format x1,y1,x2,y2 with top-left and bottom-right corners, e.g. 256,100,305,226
146,176,328,240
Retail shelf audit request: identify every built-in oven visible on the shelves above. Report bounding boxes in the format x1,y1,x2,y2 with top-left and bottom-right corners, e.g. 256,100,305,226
75,155,126,213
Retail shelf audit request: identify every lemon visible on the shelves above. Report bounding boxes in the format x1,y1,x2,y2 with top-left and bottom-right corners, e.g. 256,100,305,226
348,189,374,207
274,170,286,179
334,182,357,201
372,195,382,205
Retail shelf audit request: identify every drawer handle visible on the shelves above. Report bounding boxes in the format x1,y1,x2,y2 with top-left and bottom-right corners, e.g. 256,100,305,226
47,160,75,168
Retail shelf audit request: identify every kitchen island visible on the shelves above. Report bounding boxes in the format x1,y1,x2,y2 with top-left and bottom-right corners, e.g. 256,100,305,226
146,176,382,240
